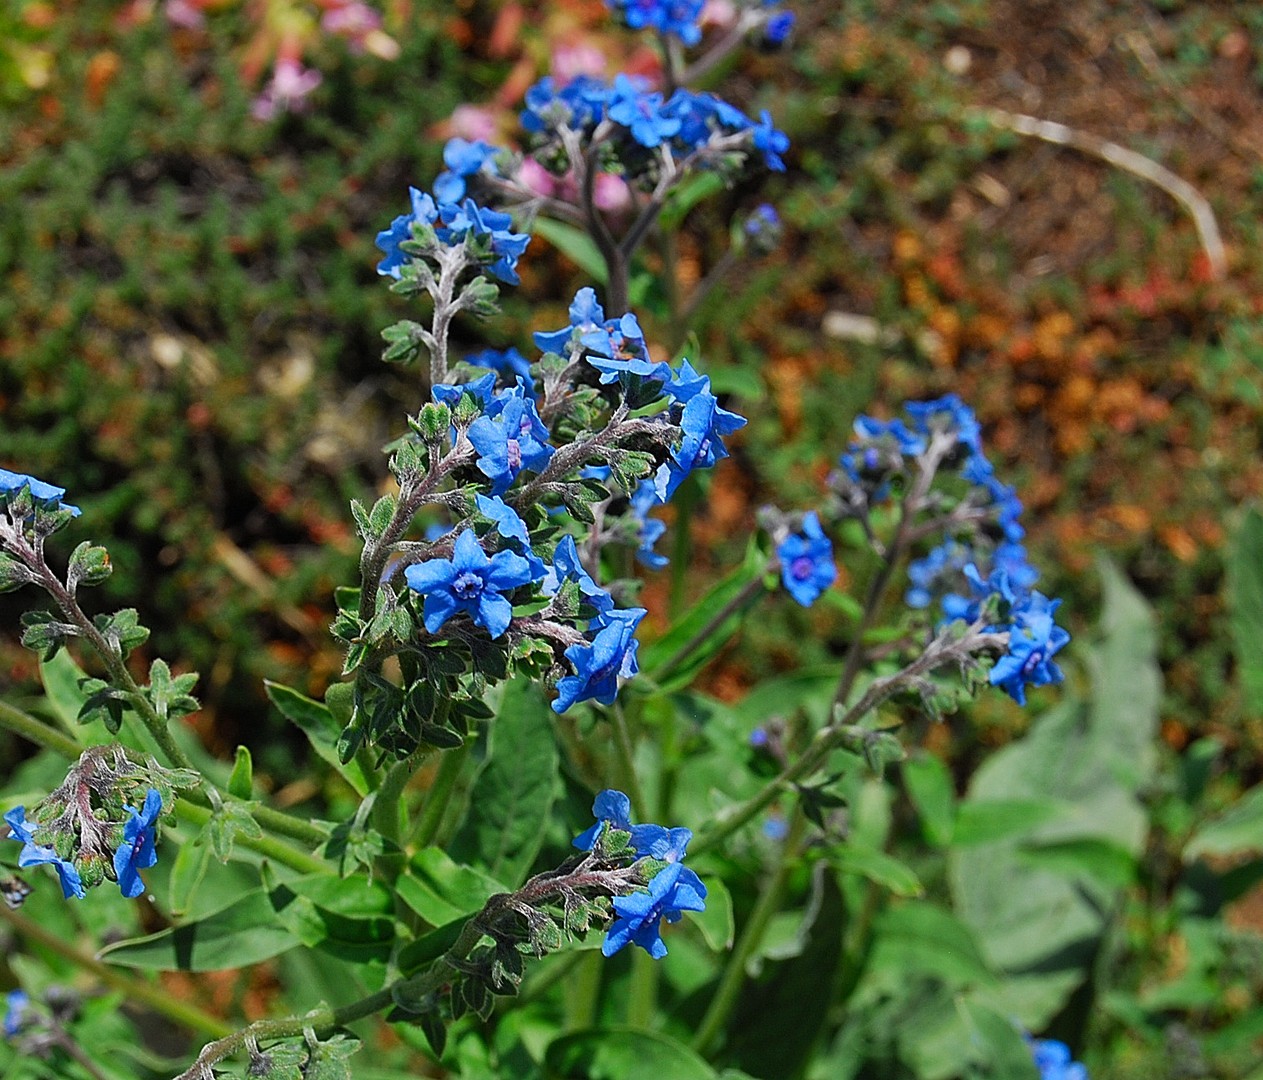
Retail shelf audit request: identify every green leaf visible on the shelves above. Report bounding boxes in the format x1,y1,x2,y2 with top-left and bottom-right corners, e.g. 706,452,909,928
692,876,734,951
949,559,1160,1026
902,752,956,846
446,681,559,886
546,1028,717,1080
227,745,253,799
266,681,371,796
99,890,300,971
39,648,94,730
1228,507,1263,714
1184,785,1263,861
167,833,212,919
264,869,395,963
1016,836,1138,888
397,848,506,927
205,799,263,862
532,218,608,284
641,540,769,691
304,1034,361,1080
829,844,924,897
657,172,727,232
864,901,996,988
951,798,1066,847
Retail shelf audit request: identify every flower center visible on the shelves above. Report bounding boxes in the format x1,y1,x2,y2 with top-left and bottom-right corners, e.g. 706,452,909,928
1020,648,1044,678
506,438,522,471
452,571,484,600
790,556,815,581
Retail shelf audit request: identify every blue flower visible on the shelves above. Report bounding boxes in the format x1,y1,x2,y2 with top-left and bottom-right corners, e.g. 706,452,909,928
553,607,646,713
467,347,535,394
375,187,439,278
581,312,673,387
1030,1038,1088,1080
436,198,532,285
607,0,705,46
433,138,502,204
572,788,662,854
629,479,668,569
608,74,683,148
0,468,80,517
467,391,555,493
5,806,85,900
432,372,499,414
602,860,707,959
405,528,540,639
521,75,611,137
990,591,1069,706
906,393,983,457
542,535,615,618
764,9,795,44
778,511,837,607
114,788,161,899
3,989,29,1039
534,286,607,356
475,494,546,578
654,363,747,501
752,110,789,171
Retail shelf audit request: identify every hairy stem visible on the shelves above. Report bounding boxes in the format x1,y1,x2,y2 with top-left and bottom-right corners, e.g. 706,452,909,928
0,905,232,1039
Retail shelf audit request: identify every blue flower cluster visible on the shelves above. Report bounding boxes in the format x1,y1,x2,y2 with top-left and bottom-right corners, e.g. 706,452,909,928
4,805,84,899
4,787,163,901
0,467,80,517
777,511,836,607
604,0,795,48
1030,1038,1088,1080
374,186,531,285
839,395,1069,705
573,789,707,959
3,989,28,1039
521,74,789,171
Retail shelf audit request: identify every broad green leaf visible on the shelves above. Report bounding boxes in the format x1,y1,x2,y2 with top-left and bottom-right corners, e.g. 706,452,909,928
657,172,727,232
864,901,995,988
1184,785,1263,860
265,681,370,796
263,869,395,963
829,844,924,897
1017,836,1138,888
949,559,1160,1026
951,798,1066,847
546,1027,717,1080
531,218,608,284
692,876,734,951
641,540,770,691
396,847,506,927
724,873,844,1079
902,752,956,846
99,890,299,971
446,681,559,886
1228,507,1263,713
167,833,212,918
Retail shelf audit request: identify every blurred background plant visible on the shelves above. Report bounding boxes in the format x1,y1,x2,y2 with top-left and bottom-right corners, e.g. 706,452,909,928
5,1,1263,1077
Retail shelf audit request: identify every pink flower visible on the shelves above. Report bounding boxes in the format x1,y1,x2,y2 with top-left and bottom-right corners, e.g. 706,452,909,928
518,157,559,198
701,0,738,28
551,42,607,84
164,0,206,30
449,104,499,143
593,172,632,213
322,2,381,38
251,58,323,121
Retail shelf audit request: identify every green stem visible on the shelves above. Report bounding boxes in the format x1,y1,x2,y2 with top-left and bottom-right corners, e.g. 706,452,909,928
563,951,603,1032
627,949,659,1029
609,702,646,821
0,905,232,1039
0,700,327,874
692,809,806,1054
693,630,980,858
172,802,327,875
0,699,83,758
410,744,468,848
652,572,770,684
370,758,415,847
